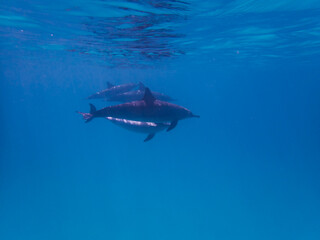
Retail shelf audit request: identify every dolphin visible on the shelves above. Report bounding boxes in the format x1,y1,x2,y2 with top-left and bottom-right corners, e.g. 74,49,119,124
76,112,169,142
87,82,138,99
78,88,199,131
106,89,174,102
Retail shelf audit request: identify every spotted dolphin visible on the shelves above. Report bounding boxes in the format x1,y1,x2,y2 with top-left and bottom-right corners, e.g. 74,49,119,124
87,82,138,99
79,88,199,131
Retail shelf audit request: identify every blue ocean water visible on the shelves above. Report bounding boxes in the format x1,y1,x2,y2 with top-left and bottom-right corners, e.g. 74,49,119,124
1,1,320,239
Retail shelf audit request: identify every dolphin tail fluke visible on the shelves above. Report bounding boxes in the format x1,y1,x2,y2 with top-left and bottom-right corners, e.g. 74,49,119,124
89,103,96,114
144,133,155,142
76,111,93,123
84,103,98,123
167,120,178,132
76,103,97,123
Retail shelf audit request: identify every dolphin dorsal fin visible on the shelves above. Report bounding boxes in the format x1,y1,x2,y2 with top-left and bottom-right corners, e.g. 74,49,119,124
138,82,146,91
107,82,114,88
143,88,155,105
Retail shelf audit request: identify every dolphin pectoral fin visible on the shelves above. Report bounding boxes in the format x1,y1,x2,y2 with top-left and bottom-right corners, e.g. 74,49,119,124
144,133,155,142
167,120,178,132
143,88,156,105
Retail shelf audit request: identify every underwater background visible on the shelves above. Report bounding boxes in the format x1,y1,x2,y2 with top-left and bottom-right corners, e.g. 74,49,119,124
1,1,320,239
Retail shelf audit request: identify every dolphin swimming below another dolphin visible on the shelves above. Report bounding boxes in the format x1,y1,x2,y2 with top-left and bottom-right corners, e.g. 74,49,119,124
76,112,169,141
78,88,199,131
87,82,138,99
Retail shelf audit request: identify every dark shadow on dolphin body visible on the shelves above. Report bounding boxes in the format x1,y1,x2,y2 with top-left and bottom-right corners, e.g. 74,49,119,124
78,88,199,132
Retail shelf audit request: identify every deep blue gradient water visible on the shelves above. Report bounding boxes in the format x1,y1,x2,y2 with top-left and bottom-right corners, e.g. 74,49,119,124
1,1,320,240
